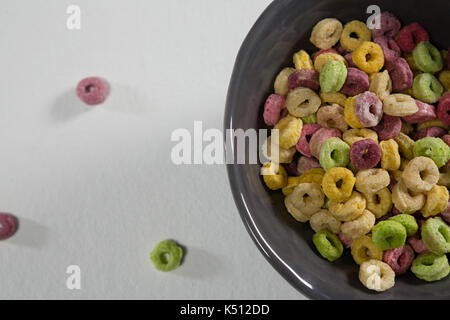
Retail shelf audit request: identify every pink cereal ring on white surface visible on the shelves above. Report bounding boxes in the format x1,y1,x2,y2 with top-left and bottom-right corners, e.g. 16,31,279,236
76,77,109,106
0,213,18,240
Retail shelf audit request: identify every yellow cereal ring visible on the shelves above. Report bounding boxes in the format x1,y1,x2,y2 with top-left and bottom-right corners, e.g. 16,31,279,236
344,96,364,129
392,179,426,214
286,87,322,118
353,41,385,74
273,115,303,149
355,169,390,195
404,53,419,71
342,128,378,146
422,185,449,218
262,136,297,164
282,176,302,196
340,20,371,52
262,163,288,190
394,132,415,160
417,119,450,132
438,70,450,92
309,210,342,234
274,67,296,96
319,92,347,106
382,94,418,117
328,191,366,222
380,140,401,171
322,167,356,202
299,168,326,185
314,52,348,72
310,18,343,49
293,50,314,70
285,183,324,222
365,188,393,219
351,235,383,265
341,210,376,240
369,70,392,101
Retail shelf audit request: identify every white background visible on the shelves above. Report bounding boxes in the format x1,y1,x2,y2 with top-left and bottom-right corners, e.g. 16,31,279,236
0,0,304,299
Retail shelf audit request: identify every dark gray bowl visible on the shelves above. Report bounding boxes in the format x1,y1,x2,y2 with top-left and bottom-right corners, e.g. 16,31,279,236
224,0,450,299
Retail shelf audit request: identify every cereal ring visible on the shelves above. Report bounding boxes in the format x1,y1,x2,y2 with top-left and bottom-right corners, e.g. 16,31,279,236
371,12,401,39
408,235,429,254
286,87,321,118
310,210,342,234
439,70,450,92
422,185,449,218
394,132,415,160
389,214,419,236
369,70,392,101
282,176,302,196
320,92,347,106
297,156,322,175
341,209,376,240
359,259,395,292
404,53,420,71
274,67,296,96
314,52,347,72
401,121,414,136
373,115,402,141
150,240,183,272
383,245,415,275
309,128,342,159
310,18,343,50
422,217,450,255
374,36,401,69
340,68,369,96
339,232,354,248
262,162,288,190
288,69,320,91
353,41,385,74
301,113,317,124
403,100,437,124
355,169,390,195
299,168,326,185
344,52,357,68
365,188,393,219
383,94,418,117
293,49,314,70
411,253,450,282
296,124,321,157
401,156,439,193
262,136,296,164
413,137,450,168
354,91,383,127
380,139,401,171
396,22,429,53
340,20,372,52
319,137,350,171
413,42,444,73
344,96,364,129
317,104,348,132
414,127,446,140
413,73,444,104
328,191,366,222
274,115,303,149
285,183,324,222
76,77,108,105
392,179,426,214
284,156,301,176
417,119,449,132
372,220,407,250
350,139,381,170
343,128,378,146
312,49,338,62
387,58,413,92
322,167,356,202
351,235,383,265
437,92,450,126
313,230,344,262
319,60,348,93
0,213,17,240
263,94,287,126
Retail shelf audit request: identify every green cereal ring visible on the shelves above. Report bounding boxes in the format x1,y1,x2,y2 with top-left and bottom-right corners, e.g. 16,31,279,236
413,73,444,104
372,220,407,251
150,240,183,272
313,230,344,262
389,214,419,237
411,253,450,282
320,60,348,93
319,137,350,171
413,42,443,73
302,113,317,124
422,217,450,255
413,137,450,168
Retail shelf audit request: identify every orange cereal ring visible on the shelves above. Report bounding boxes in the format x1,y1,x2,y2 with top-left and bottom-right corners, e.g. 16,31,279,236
353,41,385,74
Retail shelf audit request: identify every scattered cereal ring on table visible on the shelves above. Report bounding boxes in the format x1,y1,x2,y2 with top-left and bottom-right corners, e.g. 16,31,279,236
350,139,381,170
382,94,418,117
309,128,342,159
263,94,287,126
310,18,343,50
340,68,369,97
371,12,401,39
282,177,302,196
328,191,366,222
293,49,314,70
392,179,426,214
314,52,347,72
76,77,108,105
285,183,324,222
343,128,378,146
344,96,365,129
286,87,321,118
383,245,415,275
389,214,419,237
380,139,401,171
274,67,296,95
317,104,348,132
413,137,450,168
150,240,183,272
262,163,288,190
402,100,437,124
437,92,450,126
0,213,18,241
288,69,320,91
396,22,429,53
340,20,371,52
353,41,385,74
413,73,444,104
387,57,413,92
369,70,392,101
411,253,450,282
355,168,390,195
309,210,342,234
341,209,376,240
422,185,449,218
413,42,444,74
262,136,296,164
296,124,321,157
365,188,392,219
422,218,450,255
319,137,351,171
401,156,439,193
359,259,395,292
273,115,303,149
372,220,407,250
320,92,347,106
322,167,355,202
351,235,383,265
313,230,344,262
319,60,348,93
394,132,415,160
354,91,383,127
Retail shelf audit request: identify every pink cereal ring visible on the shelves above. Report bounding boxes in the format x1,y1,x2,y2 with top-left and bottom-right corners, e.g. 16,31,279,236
312,49,338,63
288,69,320,91
263,94,286,126
296,124,322,157
407,235,429,254
414,127,446,140
371,12,401,39
442,135,450,148
0,213,18,240
340,68,369,96
373,115,402,140
309,128,342,159
437,92,450,126
339,232,353,248
383,245,415,275
335,44,348,56
76,77,108,106
403,100,437,124
396,22,429,53
350,139,382,170
374,36,401,69
344,52,357,68
387,57,413,92
297,156,322,175
355,91,383,127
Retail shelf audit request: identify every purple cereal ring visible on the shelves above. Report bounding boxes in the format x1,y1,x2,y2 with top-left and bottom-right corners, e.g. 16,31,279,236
335,44,348,56
0,213,18,240
371,12,401,39
387,58,413,92
374,36,401,69
284,154,301,177
288,69,320,91
317,104,348,132
414,127,446,140
437,92,450,126
402,100,437,124
373,115,402,140
338,232,353,248
442,135,450,147
340,68,369,96
344,52,357,68
355,91,383,127
383,245,414,275
263,94,286,126
297,156,321,175
296,124,322,157
312,49,337,63
350,139,381,170
309,128,342,159
396,22,429,53
76,77,108,106
392,206,402,215
407,235,429,254
440,202,450,224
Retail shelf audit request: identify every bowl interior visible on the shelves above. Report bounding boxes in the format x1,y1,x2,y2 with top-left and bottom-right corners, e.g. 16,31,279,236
225,0,449,299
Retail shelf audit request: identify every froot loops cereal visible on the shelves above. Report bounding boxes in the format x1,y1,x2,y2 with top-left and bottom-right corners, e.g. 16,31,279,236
261,12,450,291
150,240,183,272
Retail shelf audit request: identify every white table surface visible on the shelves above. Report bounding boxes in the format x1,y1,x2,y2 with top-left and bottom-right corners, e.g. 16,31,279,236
0,0,304,299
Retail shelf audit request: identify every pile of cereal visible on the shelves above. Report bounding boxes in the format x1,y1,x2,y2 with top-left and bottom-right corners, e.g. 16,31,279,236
261,12,450,292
